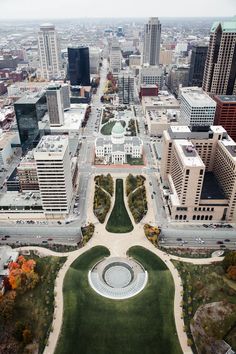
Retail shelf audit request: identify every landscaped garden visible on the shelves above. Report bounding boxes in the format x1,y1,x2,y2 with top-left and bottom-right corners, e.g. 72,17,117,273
106,179,133,233
93,174,113,223
81,223,95,246
0,254,66,354
127,118,137,136
126,174,148,223
55,246,182,354
144,223,161,246
94,174,114,196
101,120,125,135
173,254,236,353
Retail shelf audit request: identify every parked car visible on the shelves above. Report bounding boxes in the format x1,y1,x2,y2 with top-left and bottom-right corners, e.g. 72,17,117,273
224,239,230,242
176,238,182,241
217,241,223,244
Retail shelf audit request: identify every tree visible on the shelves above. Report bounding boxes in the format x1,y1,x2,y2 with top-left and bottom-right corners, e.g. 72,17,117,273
226,265,236,281
222,251,236,271
0,290,16,321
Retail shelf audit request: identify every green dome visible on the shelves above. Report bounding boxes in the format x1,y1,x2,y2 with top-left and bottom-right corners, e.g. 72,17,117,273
112,121,125,135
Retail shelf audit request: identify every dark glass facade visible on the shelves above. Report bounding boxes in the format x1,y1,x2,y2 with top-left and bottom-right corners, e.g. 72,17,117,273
67,47,90,86
189,45,208,87
14,94,47,153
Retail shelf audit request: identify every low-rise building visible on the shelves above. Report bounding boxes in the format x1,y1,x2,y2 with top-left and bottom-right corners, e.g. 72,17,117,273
142,93,180,136
95,121,143,164
17,150,39,192
0,130,20,168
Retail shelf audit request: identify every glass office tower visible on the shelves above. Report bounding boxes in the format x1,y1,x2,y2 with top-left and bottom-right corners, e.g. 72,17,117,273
14,93,47,152
67,46,90,86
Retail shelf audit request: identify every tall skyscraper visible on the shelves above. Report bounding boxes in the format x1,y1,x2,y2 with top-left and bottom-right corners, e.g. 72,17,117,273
67,47,90,86
34,135,73,214
46,84,64,126
143,17,161,66
38,23,61,80
188,44,208,87
202,20,236,95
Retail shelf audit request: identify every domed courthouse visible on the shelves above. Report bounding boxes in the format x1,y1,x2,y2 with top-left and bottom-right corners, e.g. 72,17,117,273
95,121,143,164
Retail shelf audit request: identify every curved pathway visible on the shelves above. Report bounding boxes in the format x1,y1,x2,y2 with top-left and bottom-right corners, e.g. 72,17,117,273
16,177,224,354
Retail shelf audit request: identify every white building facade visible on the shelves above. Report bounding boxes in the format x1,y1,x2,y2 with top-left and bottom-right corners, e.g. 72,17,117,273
95,121,143,164
179,87,216,126
34,135,73,215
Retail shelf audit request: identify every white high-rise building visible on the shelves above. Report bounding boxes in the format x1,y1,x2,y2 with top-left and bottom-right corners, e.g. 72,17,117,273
143,17,161,66
34,135,73,215
109,40,122,75
46,84,64,126
38,23,61,81
179,87,216,126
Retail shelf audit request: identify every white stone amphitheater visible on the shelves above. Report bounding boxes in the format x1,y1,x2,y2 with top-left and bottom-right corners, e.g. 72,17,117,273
88,257,148,300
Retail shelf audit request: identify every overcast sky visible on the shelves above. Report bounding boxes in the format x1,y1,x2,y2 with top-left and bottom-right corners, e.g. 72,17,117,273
0,0,235,19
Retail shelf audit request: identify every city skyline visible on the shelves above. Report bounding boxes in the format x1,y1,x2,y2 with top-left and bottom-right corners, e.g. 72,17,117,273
0,0,235,19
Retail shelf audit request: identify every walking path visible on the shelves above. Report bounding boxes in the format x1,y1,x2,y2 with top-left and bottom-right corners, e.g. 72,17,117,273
16,178,224,354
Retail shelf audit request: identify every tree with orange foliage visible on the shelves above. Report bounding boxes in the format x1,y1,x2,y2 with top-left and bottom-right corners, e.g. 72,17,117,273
227,265,236,281
8,256,39,292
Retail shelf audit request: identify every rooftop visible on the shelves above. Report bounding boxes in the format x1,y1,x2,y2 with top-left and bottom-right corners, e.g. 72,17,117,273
170,126,191,133
45,104,87,132
35,135,68,154
216,95,236,103
0,191,42,209
211,21,236,33
180,87,216,107
15,92,45,105
201,172,226,200
0,131,17,151
142,94,179,109
175,140,204,167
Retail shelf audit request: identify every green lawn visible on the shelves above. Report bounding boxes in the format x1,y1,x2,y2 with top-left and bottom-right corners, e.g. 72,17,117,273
101,120,125,135
55,246,182,354
106,179,133,233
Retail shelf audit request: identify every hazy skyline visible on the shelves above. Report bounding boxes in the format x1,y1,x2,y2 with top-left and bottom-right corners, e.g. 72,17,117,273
0,0,235,19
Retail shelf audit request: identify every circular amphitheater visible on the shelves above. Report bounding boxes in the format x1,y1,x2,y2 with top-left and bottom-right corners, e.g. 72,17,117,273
88,257,148,300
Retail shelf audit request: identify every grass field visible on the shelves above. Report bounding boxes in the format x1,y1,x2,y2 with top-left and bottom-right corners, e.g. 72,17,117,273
101,120,125,135
106,179,133,233
55,246,182,354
